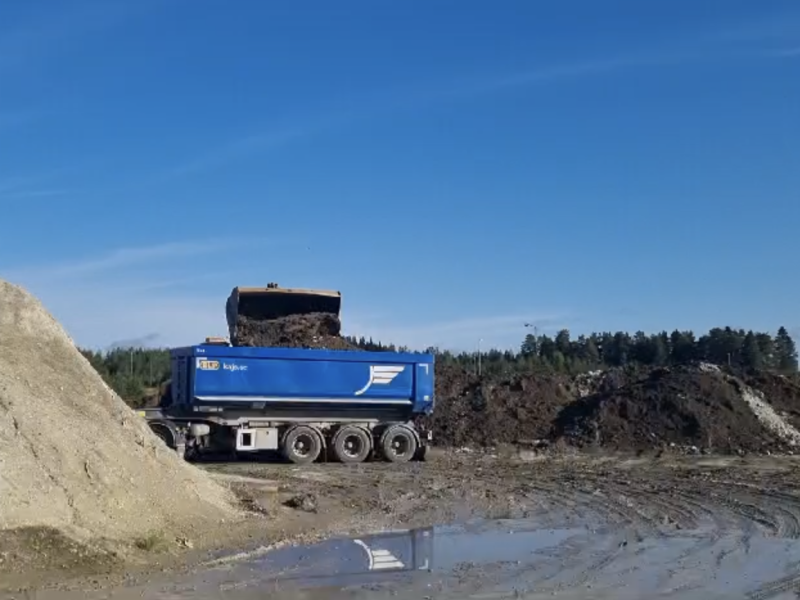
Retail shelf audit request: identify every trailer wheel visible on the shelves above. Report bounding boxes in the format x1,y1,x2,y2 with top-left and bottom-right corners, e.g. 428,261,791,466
147,421,186,459
282,426,323,465
149,423,173,447
380,425,418,463
332,426,372,464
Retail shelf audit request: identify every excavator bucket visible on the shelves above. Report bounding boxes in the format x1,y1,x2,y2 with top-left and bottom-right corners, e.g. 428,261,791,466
226,283,342,327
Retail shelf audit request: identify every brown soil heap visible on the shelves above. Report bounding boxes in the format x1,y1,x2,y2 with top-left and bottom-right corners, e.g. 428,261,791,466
430,363,800,453
551,366,786,452
231,312,359,350
0,280,238,543
429,366,576,447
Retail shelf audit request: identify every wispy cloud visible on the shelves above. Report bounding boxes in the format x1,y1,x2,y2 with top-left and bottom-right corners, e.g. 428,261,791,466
766,47,800,58
0,167,79,201
704,10,800,46
106,332,161,351
0,237,292,349
0,0,167,75
162,56,663,179
24,284,230,351
0,109,43,132
164,15,800,180
2,238,569,351
162,113,362,181
0,189,70,201
5,237,283,281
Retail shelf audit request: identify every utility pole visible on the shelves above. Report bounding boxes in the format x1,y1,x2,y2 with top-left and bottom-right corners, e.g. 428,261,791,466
478,338,483,376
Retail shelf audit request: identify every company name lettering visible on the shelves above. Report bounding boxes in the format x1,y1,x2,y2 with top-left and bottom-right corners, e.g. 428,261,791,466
223,362,247,372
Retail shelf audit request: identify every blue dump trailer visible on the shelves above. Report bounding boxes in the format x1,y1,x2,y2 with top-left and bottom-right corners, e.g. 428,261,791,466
140,342,435,464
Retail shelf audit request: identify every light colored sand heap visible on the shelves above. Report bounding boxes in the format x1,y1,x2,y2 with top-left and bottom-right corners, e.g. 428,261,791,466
0,279,238,542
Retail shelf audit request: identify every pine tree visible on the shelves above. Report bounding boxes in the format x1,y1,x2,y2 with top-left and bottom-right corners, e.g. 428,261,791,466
743,331,763,370
775,326,798,373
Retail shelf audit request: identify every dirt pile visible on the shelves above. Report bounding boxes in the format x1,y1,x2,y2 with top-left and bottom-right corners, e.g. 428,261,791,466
230,313,359,350
551,365,789,452
429,366,577,447
430,363,800,453
0,280,239,544
741,371,800,430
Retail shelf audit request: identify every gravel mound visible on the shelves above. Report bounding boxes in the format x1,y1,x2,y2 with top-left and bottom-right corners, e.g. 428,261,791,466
0,280,238,543
230,313,359,350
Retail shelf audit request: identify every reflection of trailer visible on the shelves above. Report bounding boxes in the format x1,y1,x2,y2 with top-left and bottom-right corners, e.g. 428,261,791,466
353,528,433,573
140,343,435,464
250,527,434,587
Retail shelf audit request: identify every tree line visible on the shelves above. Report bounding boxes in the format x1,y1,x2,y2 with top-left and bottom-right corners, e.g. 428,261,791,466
81,325,798,405
346,326,799,377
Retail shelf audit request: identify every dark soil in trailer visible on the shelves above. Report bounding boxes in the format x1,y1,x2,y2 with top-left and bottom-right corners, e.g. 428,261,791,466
230,313,360,350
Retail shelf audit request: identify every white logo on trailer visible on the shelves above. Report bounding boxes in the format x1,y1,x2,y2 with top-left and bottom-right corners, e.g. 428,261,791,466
353,539,405,570
354,365,405,396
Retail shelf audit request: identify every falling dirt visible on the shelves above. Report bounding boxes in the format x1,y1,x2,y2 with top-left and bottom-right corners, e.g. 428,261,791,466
230,313,360,350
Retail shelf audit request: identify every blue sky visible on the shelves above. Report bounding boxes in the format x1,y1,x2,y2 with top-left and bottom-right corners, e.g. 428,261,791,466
1,0,798,352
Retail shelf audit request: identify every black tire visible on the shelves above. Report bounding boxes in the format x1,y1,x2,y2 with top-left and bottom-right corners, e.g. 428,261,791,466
148,422,186,459
380,425,418,463
332,426,372,464
149,422,175,448
282,426,323,465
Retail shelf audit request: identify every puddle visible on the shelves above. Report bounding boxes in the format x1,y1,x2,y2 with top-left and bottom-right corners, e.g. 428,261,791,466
191,519,596,597
22,518,800,599
209,518,800,599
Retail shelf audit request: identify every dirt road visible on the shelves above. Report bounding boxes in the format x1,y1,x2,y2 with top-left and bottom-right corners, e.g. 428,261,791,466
7,450,800,598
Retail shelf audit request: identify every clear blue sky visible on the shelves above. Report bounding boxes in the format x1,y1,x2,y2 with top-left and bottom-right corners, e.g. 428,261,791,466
1,0,798,351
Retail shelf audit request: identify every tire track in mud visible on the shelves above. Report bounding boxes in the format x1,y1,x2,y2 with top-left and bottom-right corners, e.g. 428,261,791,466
507,469,800,597
746,566,800,600
206,457,800,598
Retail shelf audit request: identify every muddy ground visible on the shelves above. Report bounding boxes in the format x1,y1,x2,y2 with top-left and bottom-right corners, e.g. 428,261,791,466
8,450,800,598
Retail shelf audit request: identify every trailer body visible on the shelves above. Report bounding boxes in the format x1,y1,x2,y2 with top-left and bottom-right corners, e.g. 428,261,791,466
142,344,435,464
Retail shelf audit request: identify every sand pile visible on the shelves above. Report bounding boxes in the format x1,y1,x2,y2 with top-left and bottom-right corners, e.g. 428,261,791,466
230,312,359,350
0,280,239,543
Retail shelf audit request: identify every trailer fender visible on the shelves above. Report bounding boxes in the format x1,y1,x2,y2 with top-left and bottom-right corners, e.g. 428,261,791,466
280,423,326,452
147,419,186,458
